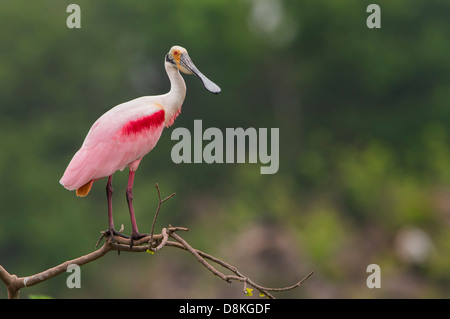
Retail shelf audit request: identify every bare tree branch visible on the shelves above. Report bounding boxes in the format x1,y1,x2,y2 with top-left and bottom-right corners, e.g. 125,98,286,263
149,182,176,250
0,184,313,299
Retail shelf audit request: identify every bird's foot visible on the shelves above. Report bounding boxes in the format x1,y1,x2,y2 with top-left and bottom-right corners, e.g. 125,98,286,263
96,226,130,248
105,228,130,241
129,231,149,248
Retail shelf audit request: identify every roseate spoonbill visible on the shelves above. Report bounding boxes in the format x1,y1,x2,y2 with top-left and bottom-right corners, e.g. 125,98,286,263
60,45,221,243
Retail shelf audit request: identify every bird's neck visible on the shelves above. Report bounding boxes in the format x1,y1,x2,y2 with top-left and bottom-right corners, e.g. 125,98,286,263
162,62,186,127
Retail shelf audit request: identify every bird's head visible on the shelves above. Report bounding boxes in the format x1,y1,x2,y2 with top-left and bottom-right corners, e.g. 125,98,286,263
165,45,221,94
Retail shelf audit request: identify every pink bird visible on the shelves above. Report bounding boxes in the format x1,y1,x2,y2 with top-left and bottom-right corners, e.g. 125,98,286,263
60,45,221,243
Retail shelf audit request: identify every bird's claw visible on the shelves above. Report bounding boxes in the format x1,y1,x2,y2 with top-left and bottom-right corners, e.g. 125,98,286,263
96,226,149,249
129,232,149,248
96,227,130,248
106,228,130,241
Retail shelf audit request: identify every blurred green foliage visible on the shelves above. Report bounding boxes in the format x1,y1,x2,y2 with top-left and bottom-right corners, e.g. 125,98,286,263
0,0,449,298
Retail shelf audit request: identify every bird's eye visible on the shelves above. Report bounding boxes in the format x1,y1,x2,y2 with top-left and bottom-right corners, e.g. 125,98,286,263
173,50,180,56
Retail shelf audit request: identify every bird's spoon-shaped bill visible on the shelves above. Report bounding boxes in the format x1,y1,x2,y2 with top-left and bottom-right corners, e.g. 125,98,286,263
180,53,221,94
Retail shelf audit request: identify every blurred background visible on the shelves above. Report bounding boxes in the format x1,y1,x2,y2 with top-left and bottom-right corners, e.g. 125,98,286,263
0,0,449,298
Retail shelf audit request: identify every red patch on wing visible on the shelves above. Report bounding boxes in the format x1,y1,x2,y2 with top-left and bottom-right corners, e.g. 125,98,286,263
121,110,165,135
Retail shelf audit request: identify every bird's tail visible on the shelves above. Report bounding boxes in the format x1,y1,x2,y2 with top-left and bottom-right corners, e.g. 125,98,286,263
75,180,94,197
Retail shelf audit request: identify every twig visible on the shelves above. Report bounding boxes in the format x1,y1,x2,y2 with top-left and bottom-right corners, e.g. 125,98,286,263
149,183,176,251
0,184,313,299
170,231,234,283
164,237,313,299
0,241,113,299
153,227,168,252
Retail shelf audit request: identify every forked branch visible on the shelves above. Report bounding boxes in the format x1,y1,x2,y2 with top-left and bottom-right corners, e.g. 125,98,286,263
0,184,313,299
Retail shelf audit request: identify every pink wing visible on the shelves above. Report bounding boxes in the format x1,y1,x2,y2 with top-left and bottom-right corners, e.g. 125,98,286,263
60,97,165,191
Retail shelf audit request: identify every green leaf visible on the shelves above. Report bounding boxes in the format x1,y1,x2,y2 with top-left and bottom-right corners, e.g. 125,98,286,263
29,294,53,299
244,288,253,296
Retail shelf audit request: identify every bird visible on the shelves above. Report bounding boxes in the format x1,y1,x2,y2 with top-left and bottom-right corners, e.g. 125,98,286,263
60,45,221,244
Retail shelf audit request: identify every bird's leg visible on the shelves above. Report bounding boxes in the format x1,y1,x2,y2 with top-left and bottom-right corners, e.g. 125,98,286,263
126,170,147,246
104,175,129,241
107,175,114,231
